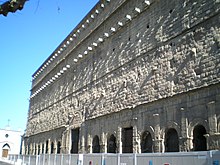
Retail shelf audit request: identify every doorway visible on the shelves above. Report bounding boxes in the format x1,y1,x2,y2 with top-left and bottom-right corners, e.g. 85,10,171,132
92,135,100,153
122,127,133,153
2,143,10,157
193,125,207,151
141,131,153,153
107,134,117,153
71,128,79,154
165,128,179,152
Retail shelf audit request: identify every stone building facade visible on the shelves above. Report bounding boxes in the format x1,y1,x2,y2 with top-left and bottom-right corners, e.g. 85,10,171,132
23,0,220,155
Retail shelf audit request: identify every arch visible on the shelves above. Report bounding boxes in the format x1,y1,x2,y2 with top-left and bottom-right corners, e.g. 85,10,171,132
42,143,44,154
35,144,38,155
122,127,133,153
107,134,117,153
92,135,100,153
188,118,209,137
45,140,49,154
38,144,41,155
57,141,61,154
51,142,54,154
165,128,179,152
161,121,181,139
70,128,79,154
193,125,207,151
141,131,153,153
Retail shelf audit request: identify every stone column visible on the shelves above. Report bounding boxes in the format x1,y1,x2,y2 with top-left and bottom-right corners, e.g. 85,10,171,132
117,127,122,153
208,101,217,134
206,101,220,150
43,141,46,154
100,132,107,153
29,144,32,155
21,140,25,155
48,139,51,154
153,114,162,152
133,125,140,153
78,124,85,153
179,108,190,152
39,143,42,155
66,129,71,154
61,130,70,154
87,134,92,153
33,143,35,155
35,144,38,155
80,135,85,153
25,146,28,155
54,141,57,154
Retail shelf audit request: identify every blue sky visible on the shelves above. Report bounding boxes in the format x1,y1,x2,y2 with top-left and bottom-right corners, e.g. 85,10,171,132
0,0,98,132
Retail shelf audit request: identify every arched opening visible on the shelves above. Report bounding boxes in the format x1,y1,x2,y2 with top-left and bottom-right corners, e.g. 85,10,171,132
70,128,79,154
122,127,133,153
51,142,54,154
141,131,153,153
165,128,179,152
57,141,61,154
92,135,100,153
2,143,10,157
28,145,30,155
107,134,117,153
38,144,40,155
45,140,49,154
193,125,207,151
42,144,44,154
35,144,37,155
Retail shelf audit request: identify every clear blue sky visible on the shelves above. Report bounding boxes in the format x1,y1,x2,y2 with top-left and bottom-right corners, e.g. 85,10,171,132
0,0,98,132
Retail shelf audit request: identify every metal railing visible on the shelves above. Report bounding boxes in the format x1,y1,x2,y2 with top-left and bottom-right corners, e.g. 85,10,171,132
8,150,220,165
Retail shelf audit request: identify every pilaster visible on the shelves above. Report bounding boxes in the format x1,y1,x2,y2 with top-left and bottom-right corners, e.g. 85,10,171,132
87,134,92,153
179,108,190,152
133,125,140,153
206,101,220,150
33,143,36,155
36,143,40,155
153,113,162,152
117,127,122,153
100,132,107,153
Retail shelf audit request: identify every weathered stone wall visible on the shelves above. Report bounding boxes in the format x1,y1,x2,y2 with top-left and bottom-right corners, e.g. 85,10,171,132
84,83,220,153
25,0,220,154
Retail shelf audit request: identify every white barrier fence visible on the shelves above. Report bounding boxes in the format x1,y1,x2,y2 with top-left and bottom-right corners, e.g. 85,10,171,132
8,150,220,165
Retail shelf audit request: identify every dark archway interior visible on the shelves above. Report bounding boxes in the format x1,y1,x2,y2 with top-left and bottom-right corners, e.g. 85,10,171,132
57,141,61,154
45,140,49,154
51,142,54,154
193,125,207,151
71,128,79,154
141,131,153,153
165,128,179,152
92,135,100,153
122,127,133,153
107,134,117,153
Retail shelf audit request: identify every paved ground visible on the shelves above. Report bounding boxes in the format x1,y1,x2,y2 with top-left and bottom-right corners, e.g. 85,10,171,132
0,161,13,165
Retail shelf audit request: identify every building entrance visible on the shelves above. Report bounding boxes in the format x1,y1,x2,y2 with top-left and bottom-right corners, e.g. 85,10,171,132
2,143,10,157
